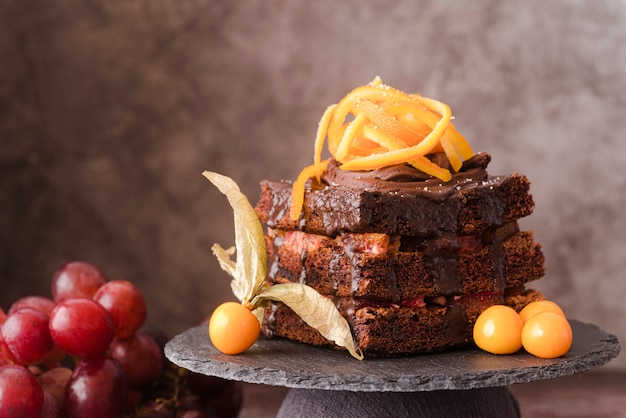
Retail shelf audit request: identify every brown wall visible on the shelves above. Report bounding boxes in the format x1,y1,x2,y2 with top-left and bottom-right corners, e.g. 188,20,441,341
1,1,624,368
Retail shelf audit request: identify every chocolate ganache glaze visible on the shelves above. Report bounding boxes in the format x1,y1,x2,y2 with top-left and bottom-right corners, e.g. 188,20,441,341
321,152,491,198
255,151,533,237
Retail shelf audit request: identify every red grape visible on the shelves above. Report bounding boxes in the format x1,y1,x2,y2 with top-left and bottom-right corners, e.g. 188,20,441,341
8,295,56,317
39,390,65,418
51,261,107,302
0,364,44,418
37,366,73,406
7,300,69,367
1,307,53,365
93,279,147,338
0,315,6,365
0,260,242,418
127,390,143,414
0,309,6,365
65,356,128,418
49,298,114,358
41,342,68,368
109,331,163,390
0,333,17,364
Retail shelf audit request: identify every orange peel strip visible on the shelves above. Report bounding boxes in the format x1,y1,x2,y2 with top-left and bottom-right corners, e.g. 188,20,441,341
409,97,474,160
414,97,464,165
409,157,453,182
348,135,387,156
387,99,473,160
335,112,367,161
328,85,412,142
386,100,444,132
439,135,462,172
395,113,432,142
361,124,409,151
354,99,423,146
313,104,336,181
290,159,330,221
444,124,474,160
339,99,452,170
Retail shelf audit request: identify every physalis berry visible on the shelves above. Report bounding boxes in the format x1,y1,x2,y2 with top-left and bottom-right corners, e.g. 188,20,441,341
473,305,523,355
208,302,260,355
521,311,572,359
473,300,572,359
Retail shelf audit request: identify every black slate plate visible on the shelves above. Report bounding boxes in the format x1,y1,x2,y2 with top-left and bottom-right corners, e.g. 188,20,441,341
165,320,620,392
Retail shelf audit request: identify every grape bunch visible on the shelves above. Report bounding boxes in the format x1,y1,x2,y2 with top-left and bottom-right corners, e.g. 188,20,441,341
0,261,243,418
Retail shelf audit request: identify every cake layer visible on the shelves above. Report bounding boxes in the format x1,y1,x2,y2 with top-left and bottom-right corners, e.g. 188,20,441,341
266,226,545,301
255,154,535,237
261,289,545,357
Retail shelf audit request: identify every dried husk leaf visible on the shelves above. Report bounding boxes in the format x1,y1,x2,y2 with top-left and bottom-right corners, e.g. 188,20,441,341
203,171,266,305
210,245,236,277
251,306,266,324
211,244,243,301
252,283,364,360
205,171,363,360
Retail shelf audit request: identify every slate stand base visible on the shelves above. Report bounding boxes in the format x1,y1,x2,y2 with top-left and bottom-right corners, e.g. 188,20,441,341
165,320,620,393
277,386,521,418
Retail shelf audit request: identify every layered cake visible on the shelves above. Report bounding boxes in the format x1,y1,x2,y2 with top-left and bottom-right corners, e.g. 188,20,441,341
254,78,546,357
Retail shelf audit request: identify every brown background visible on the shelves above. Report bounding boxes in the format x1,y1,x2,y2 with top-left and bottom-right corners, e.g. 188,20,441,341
1,1,624,369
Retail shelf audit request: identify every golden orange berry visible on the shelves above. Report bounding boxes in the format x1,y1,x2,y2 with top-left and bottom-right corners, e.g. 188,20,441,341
521,311,572,359
208,302,260,355
519,300,566,324
473,305,523,355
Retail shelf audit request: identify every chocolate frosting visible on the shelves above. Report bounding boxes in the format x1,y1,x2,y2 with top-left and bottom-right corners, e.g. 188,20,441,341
255,150,533,238
321,152,492,198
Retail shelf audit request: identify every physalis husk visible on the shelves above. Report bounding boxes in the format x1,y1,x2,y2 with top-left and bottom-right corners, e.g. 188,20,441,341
203,171,363,360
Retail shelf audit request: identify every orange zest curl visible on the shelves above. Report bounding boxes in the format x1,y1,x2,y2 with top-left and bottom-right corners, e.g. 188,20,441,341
290,159,330,221
290,77,475,221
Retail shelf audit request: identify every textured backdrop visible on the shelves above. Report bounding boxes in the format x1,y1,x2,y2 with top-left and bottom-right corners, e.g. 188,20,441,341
1,1,624,369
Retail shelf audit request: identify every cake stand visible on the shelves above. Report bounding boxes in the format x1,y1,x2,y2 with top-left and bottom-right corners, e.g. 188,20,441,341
165,320,620,416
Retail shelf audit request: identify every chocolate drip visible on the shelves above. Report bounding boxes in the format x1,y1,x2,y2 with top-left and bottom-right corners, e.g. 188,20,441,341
487,222,520,293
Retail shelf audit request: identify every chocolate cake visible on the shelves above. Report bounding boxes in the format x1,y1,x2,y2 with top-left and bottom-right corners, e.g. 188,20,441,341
253,79,546,357
255,153,545,356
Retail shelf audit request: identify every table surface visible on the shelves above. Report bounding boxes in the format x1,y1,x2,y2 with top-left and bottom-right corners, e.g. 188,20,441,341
165,319,620,392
